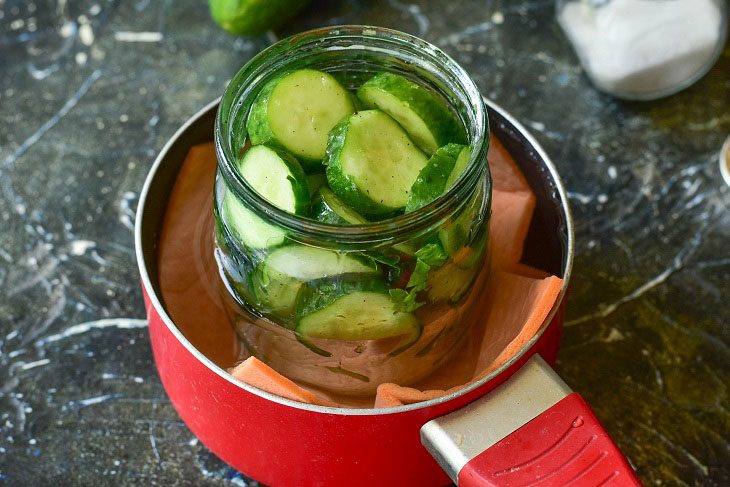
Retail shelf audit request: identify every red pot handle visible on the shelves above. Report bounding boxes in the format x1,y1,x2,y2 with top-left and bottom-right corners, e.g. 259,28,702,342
421,355,642,487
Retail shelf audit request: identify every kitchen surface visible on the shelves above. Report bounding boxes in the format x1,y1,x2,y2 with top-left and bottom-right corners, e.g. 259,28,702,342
1,0,729,485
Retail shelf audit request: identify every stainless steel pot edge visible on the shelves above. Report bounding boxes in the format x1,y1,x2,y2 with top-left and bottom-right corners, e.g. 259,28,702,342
134,97,575,416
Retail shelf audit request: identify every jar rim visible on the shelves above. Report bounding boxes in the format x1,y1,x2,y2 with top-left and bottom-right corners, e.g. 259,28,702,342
215,25,490,246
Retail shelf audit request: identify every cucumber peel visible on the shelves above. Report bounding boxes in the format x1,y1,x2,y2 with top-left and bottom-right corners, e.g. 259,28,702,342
357,72,466,155
311,187,368,225
252,245,379,320
247,69,354,167
405,144,469,213
295,278,421,343
325,110,428,215
223,191,287,249
238,144,311,215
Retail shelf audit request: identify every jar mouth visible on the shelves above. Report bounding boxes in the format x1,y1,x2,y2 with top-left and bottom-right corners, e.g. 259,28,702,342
215,25,490,247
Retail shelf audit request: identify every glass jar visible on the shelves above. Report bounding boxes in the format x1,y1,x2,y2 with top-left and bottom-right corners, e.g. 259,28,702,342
557,0,728,100
213,26,491,396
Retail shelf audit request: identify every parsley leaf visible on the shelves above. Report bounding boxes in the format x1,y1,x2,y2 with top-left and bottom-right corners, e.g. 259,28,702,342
389,288,425,313
356,251,401,268
407,259,431,288
415,243,448,267
389,242,448,311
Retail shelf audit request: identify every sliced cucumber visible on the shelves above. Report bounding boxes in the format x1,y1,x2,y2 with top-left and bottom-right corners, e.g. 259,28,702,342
223,191,286,249
444,145,471,189
252,245,380,319
310,187,416,256
357,72,466,155
438,223,469,257
325,110,428,215
224,145,310,249
311,187,368,225
295,278,421,343
427,261,480,303
427,227,488,304
438,173,488,257
239,144,311,214
247,69,355,167
405,144,469,213
307,173,328,197
454,222,489,270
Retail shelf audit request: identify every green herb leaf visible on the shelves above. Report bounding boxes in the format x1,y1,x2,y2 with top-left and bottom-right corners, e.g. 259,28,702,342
390,243,447,311
389,288,425,313
355,251,401,268
415,242,448,267
407,259,431,288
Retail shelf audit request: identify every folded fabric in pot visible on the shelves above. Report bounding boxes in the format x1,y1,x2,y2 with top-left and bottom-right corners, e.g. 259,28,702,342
230,357,335,407
158,132,564,409
489,189,535,270
374,272,562,407
487,136,532,194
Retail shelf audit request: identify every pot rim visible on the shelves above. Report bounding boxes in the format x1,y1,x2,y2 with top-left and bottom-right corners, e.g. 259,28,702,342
134,97,575,416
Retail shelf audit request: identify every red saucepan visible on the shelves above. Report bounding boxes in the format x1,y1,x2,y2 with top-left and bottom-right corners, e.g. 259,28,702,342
135,97,640,486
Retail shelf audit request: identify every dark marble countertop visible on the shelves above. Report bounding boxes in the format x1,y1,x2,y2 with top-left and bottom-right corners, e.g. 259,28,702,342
1,0,729,485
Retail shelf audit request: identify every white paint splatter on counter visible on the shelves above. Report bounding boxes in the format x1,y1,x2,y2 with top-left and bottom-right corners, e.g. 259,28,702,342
19,359,50,371
114,31,163,42
35,318,147,346
69,239,96,255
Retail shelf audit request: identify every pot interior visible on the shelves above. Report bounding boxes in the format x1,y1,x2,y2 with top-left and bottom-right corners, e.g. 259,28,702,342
137,98,572,405
491,113,570,277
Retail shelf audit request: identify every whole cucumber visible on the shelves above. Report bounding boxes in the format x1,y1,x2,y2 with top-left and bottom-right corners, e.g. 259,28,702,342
209,0,310,37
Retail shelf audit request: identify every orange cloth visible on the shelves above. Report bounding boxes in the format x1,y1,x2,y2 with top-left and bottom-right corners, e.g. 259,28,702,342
373,273,563,408
374,385,447,409
489,189,535,270
474,273,563,378
487,135,532,193
230,358,336,407
158,143,242,366
166,135,564,408
371,137,563,407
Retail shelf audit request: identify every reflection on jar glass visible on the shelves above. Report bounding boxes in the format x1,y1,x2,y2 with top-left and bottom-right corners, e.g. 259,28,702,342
213,26,492,396
557,0,729,100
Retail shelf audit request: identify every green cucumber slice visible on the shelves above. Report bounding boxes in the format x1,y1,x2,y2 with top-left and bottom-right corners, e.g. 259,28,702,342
438,223,469,257
307,173,328,197
223,191,286,249
438,170,488,257
428,221,488,303
310,185,415,258
247,69,355,167
444,145,471,189
252,245,380,319
356,72,466,155
405,144,469,213
224,145,310,249
456,221,490,270
239,145,311,214
311,187,368,225
309,187,415,256
427,261,480,303
295,278,421,343
325,110,428,215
